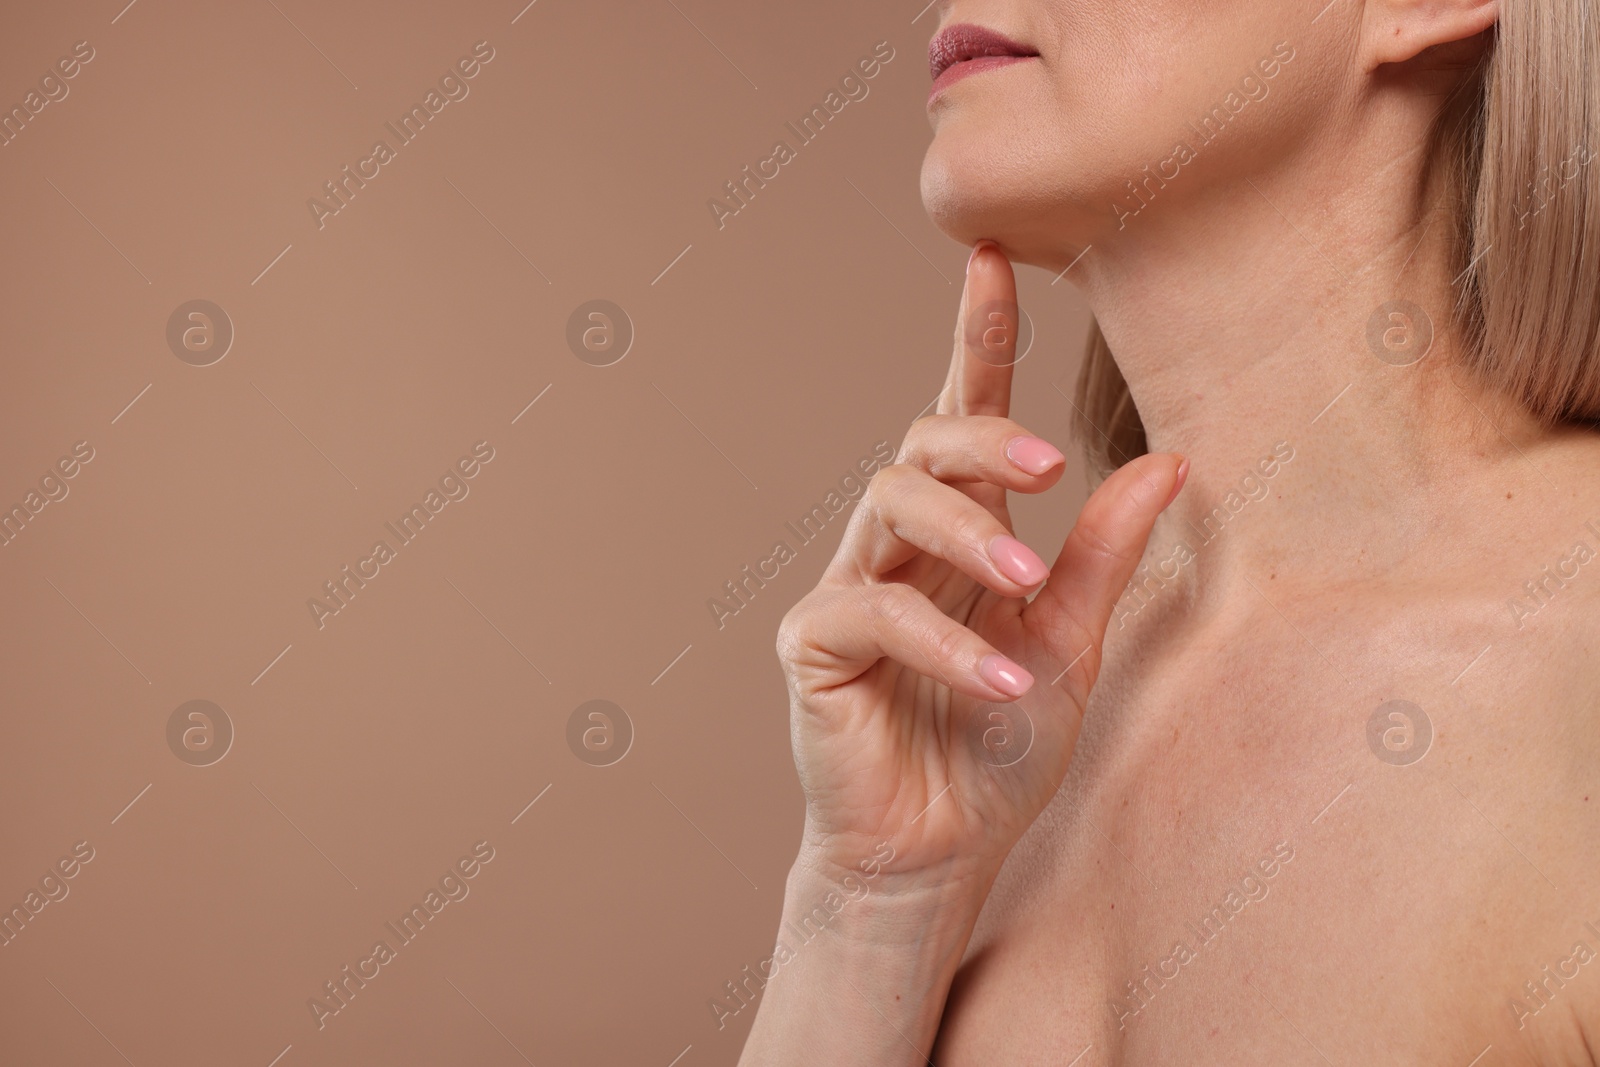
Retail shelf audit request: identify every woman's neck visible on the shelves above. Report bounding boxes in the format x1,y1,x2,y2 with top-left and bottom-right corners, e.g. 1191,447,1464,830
1071,155,1551,615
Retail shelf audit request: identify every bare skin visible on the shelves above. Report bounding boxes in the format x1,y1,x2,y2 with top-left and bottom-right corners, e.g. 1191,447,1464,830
742,240,1600,1067
739,0,1600,1063
934,394,1600,1065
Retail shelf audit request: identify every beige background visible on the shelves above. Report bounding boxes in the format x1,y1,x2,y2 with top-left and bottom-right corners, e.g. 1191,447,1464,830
0,2,1094,1063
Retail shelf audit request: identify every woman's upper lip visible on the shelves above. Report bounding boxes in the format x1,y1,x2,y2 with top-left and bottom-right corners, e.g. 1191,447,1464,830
928,23,1039,81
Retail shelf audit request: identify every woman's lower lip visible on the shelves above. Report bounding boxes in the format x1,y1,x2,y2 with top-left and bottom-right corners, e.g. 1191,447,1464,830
927,55,1034,104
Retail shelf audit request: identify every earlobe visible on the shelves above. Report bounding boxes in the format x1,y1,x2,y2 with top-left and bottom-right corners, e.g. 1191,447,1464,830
1368,0,1499,67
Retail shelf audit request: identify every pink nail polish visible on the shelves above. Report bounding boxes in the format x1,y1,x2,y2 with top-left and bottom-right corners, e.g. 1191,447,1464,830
1005,436,1066,475
980,653,1034,697
989,534,1050,586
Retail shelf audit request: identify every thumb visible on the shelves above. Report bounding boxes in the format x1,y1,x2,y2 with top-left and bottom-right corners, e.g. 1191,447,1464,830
1021,451,1188,701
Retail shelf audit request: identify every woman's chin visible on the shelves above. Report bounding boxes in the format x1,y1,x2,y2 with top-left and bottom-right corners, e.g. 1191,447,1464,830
920,158,1017,248
920,172,1052,270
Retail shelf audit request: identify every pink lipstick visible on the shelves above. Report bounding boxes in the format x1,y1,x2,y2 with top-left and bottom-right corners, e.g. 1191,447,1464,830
928,23,1039,104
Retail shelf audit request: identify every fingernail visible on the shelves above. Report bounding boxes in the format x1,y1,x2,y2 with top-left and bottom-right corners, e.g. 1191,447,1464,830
989,534,1050,586
1005,436,1066,475
980,653,1034,697
967,239,996,275
1165,454,1190,507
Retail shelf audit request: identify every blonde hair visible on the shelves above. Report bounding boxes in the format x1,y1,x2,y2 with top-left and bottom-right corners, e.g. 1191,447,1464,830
1072,1,1600,480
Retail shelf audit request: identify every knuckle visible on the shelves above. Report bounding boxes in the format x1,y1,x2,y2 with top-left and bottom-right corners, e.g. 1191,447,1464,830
870,581,922,630
939,416,1021,479
926,620,971,670
890,417,1041,484
944,436,987,475
774,597,816,658
903,413,952,447
1070,520,1127,565
894,429,927,467
866,463,916,508
773,621,800,664
944,507,992,558
902,413,939,446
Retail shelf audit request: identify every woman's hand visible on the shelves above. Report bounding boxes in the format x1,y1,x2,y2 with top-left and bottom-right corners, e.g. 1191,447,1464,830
776,240,1188,903
742,242,1186,1066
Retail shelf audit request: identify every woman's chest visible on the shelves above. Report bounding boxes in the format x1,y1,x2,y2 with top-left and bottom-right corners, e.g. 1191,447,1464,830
932,631,1598,1065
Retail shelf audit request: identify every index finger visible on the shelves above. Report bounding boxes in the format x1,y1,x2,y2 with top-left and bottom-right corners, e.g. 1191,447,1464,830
936,240,1020,419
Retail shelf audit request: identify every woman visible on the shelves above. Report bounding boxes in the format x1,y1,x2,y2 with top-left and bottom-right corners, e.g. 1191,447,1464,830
741,0,1600,1063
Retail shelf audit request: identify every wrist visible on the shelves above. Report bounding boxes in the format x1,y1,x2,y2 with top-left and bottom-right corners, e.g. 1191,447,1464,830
784,841,994,951
736,851,990,1065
